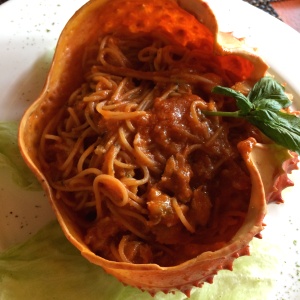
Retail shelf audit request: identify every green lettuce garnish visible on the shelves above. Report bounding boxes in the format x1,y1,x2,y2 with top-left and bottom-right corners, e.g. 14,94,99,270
0,121,41,191
0,221,280,300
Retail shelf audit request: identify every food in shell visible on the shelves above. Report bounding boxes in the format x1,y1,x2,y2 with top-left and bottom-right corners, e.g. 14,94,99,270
18,0,298,295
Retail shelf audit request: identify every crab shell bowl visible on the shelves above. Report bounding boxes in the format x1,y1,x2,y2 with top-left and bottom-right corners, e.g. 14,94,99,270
18,0,296,296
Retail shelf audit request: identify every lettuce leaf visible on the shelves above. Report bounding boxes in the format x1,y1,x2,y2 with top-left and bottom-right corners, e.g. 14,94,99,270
0,121,41,191
0,221,280,300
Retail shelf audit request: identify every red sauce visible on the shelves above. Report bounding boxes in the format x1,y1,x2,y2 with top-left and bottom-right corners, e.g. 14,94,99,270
96,0,214,52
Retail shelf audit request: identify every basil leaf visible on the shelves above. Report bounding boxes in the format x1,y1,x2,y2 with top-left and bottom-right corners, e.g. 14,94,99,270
247,110,300,154
212,86,253,115
209,77,300,153
249,77,291,109
252,98,289,111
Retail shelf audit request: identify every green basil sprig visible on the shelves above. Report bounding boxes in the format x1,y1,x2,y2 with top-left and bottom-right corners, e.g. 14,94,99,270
203,76,300,154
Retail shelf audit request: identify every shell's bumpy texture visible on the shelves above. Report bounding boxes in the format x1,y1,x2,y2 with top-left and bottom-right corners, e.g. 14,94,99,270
18,0,293,296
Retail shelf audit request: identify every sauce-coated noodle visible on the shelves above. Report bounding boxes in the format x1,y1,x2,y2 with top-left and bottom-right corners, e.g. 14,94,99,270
39,34,264,266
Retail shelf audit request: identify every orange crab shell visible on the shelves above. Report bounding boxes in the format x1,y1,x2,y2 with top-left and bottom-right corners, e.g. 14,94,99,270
18,0,271,295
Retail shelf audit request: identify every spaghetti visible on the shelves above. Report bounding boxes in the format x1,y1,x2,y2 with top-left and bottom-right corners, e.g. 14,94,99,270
39,33,265,267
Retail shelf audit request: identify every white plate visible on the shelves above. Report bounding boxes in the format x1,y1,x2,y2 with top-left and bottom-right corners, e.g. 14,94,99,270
0,0,299,299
